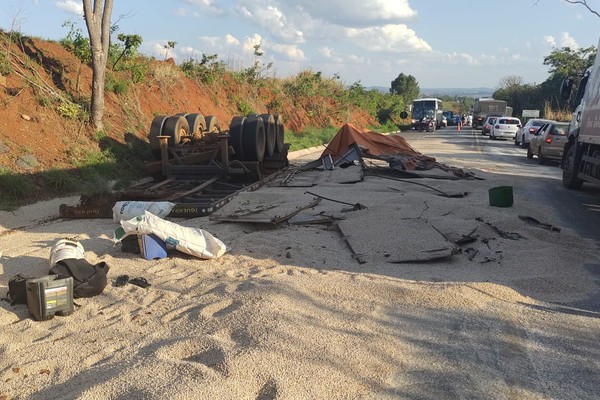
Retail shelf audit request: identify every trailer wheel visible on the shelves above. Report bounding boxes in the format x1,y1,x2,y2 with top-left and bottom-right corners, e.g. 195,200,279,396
229,116,246,161
186,113,206,140
205,115,220,134
242,114,266,162
148,115,168,159
260,114,276,157
273,114,285,153
563,142,584,189
163,115,190,147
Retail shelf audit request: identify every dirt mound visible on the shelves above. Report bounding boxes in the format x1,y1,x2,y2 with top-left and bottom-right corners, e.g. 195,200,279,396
0,35,375,174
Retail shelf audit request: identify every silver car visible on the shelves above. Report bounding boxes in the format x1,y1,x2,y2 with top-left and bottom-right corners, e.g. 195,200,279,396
527,121,570,164
515,118,554,148
489,117,522,140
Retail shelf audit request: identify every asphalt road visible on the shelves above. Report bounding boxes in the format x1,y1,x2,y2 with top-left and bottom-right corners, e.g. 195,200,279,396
403,125,600,310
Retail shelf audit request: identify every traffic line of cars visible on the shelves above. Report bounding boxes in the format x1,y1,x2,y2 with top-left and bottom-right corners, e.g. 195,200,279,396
480,116,569,165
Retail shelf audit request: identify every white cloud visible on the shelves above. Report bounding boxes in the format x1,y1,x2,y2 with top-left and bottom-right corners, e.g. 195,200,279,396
560,32,579,49
174,8,189,17
181,0,223,15
55,0,82,16
268,43,305,61
545,33,580,49
283,0,417,26
235,1,306,43
242,33,263,54
544,35,556,47
225,34,240,46
346,24,431,53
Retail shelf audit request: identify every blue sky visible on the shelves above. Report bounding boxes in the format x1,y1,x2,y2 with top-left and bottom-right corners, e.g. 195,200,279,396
1,0,599,89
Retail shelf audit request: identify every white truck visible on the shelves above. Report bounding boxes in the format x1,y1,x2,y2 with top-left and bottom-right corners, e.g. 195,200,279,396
560,39,600,189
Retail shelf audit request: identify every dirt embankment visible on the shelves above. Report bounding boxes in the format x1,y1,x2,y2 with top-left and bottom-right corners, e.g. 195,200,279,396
0,35,375,174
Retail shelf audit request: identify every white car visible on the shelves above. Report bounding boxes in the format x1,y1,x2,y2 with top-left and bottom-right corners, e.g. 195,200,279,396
515,118,554,148
489,117,522,140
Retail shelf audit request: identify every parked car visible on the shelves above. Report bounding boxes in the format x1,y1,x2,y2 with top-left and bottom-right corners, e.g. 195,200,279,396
481,116,497,135
489,117,522,140
515,118,554,148
527,121,570,164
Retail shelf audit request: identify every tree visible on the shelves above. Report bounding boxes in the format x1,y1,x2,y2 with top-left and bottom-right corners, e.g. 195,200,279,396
543,46,596,109
163,41,176,60
82,0,114,131
390,73,420,102
112,33,142,69
543,46,596,78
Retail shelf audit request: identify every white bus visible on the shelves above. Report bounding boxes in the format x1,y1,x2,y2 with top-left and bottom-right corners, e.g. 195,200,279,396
411,98,443,130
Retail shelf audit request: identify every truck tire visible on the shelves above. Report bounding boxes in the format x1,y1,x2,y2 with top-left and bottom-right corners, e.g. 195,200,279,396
229,116,246,161
562,142,584,189
242,114,266,162
149,115,168,159
205,115,220,134
163,115,190,147
273,114,285,153
185,113,206,140
260,113,276,157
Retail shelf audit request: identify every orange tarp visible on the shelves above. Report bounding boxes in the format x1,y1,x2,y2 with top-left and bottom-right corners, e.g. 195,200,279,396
321,123,435,162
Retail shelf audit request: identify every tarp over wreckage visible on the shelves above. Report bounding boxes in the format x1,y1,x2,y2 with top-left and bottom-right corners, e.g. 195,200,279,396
320,123,436,170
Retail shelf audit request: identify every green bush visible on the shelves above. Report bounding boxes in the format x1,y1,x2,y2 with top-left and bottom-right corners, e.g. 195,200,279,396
0,168,36,199
0,51,12,75
56,101,82,120
60,21,91,64
42,168,78,193
105,72,129,94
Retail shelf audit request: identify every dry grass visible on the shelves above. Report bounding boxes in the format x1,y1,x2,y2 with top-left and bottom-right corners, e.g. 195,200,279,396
151,62,182,89
544,101,572,122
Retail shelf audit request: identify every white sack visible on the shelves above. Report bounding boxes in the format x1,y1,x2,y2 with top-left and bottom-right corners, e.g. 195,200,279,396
112,201,175,222
118,211,227,259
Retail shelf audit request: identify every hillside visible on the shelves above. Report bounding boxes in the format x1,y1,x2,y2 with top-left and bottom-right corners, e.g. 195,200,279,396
0,33,375,177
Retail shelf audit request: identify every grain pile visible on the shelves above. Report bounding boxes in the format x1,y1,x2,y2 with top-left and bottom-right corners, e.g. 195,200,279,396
1,148,599,399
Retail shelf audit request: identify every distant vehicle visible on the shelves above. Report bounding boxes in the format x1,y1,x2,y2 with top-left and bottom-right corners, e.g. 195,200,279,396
441,116,448,127
442,110,454,125
472,98,508,129
481,116,497,135
411,98,443,130
527,121,570,164
466,115,473,126
489,117,521,140
515,118,554,148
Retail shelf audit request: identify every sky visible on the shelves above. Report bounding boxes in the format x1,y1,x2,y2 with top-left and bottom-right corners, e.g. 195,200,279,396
1,0,600,90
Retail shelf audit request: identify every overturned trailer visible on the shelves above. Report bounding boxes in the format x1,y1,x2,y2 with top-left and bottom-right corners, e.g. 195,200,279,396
60,112,289,219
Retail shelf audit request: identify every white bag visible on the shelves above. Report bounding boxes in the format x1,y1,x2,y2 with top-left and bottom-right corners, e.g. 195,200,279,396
112,201,175,222
118,211,227,259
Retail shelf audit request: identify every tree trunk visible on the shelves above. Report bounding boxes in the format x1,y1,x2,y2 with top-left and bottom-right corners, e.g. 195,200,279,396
82,0,114,132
